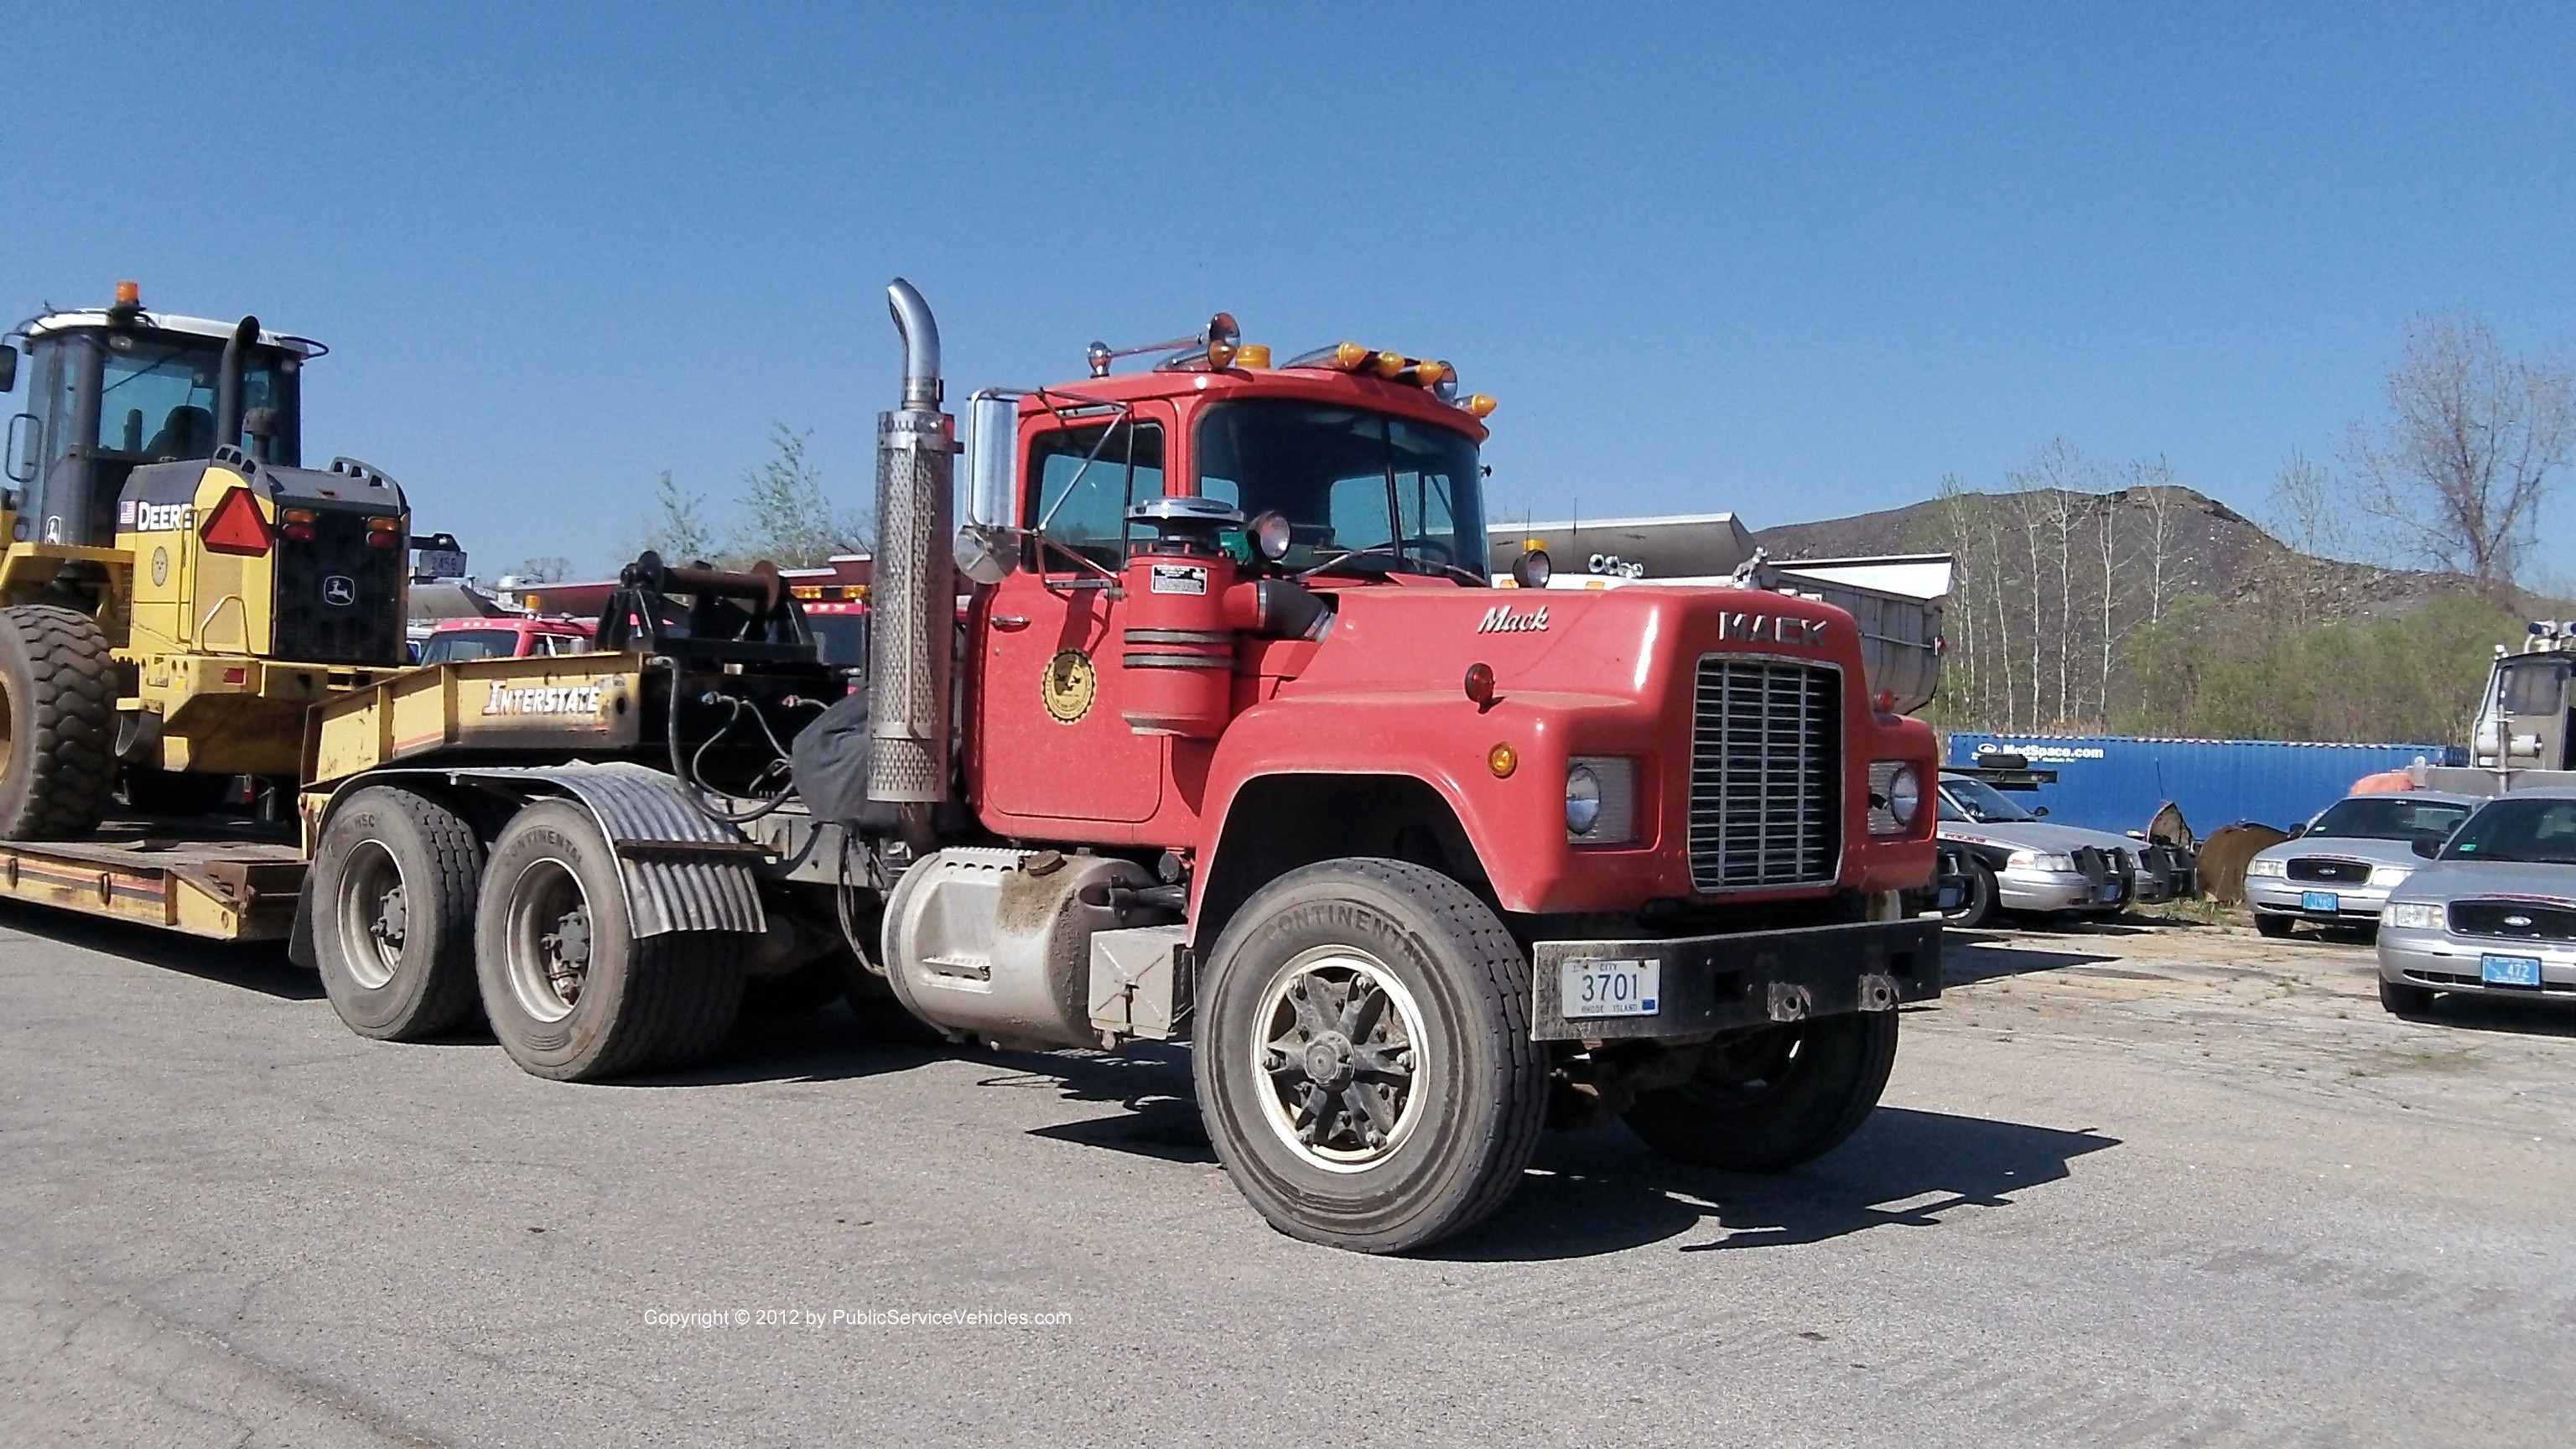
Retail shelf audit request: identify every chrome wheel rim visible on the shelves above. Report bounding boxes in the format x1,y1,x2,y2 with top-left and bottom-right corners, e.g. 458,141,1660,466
503,857,591,1025
333,840,406,990
1249,944,1430,1173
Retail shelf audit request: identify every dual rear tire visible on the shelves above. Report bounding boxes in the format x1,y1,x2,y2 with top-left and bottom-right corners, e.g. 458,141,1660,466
314,792,745,1081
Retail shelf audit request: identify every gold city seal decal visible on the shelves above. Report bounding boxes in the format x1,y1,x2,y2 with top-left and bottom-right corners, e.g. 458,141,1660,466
1041,648,1096,724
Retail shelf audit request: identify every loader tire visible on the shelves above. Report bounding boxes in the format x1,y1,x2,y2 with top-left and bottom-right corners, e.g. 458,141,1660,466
475,801,746,1081
0,605,115,841
1193,858,1548,1254
1622,1010,1898,1173
313,787,486,1041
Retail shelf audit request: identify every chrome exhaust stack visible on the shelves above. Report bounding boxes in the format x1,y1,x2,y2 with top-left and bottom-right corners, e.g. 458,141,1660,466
867,279,955,817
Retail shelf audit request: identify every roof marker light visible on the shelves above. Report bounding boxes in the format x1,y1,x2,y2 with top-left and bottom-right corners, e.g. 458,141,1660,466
1463,394,1498,418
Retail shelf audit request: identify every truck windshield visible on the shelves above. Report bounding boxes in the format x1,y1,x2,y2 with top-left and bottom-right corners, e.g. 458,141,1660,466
420,630,520,663
2307,797,2472,842
92,335,285,459
1196,402,1485,577
2442,796,2576,865
1940,776,2038,824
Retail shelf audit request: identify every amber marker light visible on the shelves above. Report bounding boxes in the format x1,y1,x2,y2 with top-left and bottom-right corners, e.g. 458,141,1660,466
1333,341,1371,369
1236,344,1271,367
1488,741,1519,777
115,280,141,306
1463,394,1498,418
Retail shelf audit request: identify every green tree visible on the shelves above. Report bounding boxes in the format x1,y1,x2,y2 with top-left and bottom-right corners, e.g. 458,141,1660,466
730,424,868,569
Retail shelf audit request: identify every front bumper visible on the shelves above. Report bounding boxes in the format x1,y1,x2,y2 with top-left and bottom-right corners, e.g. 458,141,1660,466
2247,876,2396,923
1997,865,2128,913
1530,917,1942,1041
2379,928,2576,1000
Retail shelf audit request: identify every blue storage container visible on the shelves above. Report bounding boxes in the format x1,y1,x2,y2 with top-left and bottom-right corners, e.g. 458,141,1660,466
1941,735,2470,838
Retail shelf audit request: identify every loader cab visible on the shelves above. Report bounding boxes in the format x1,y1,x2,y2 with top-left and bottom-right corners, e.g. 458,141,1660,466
4,295,312,549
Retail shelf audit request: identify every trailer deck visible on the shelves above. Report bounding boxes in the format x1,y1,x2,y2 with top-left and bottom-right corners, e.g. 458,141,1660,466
0,821,305,940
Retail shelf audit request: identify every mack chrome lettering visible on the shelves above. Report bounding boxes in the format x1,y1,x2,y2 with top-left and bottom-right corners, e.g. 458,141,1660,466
1477,605,1550,634
1718,613,1826,647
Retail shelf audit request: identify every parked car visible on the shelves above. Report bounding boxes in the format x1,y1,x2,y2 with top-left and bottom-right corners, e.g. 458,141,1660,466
415,616,596,665
1936,771,2189,927
2376,789,2576,1016
2244,791,2478,941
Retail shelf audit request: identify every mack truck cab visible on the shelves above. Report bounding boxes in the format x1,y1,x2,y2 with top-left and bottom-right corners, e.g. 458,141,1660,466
843,284,1943,1249
0,285,411,831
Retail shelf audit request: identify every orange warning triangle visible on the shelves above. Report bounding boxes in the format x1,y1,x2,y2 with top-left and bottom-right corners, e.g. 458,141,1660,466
199,487,272,556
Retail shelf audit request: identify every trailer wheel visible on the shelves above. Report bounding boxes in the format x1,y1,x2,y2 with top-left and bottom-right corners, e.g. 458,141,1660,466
313,787,486,1041
475,801,746,1081
1193,858,1547,1254
0,605,114,841
1943,860,1997,928
1622,1010,1898,1173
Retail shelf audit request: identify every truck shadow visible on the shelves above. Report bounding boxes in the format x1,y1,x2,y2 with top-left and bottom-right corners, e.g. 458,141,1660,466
0,902,322,1000
1018,1045,1216,1163
1437,1108,2122,1261
1943,934,2121,987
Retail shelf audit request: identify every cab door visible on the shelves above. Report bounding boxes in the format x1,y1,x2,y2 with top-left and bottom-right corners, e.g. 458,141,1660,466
972,405,1172,828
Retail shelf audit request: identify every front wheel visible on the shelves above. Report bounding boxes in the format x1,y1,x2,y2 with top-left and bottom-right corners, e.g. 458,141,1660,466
1622,1010,1898,1172
2379,975,2438,1018
475,801,747,1081
1944,860,1997,928
1193,858,1548,1254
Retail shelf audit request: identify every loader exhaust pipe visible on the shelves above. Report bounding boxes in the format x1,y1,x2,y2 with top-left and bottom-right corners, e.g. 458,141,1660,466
865,279,955,820
213,315,258,458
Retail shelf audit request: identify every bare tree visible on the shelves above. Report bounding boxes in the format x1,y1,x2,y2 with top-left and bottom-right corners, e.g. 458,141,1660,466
2133,456,2180,623
2348,314,2575,598
641,470,719,563
2098,489,2118,724
732,424,870,569
2268,450,2348,631
512,555,571,584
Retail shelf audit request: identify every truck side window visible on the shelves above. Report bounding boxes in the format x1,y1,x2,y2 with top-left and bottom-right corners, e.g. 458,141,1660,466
1026,422,1163,571
2498,657,2568,717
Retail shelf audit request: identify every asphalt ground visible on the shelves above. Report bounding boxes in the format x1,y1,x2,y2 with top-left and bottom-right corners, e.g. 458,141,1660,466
3,905,2571,1447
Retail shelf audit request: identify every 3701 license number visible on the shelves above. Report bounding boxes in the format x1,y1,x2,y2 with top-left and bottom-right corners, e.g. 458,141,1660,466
1560,958,1659,1018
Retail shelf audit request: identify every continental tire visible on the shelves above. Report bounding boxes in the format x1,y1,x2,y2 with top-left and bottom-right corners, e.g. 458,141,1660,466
475,801,747,1082
1193,858,1547,1254
313,787,486,1041
0,605,114,840
1622,1010,1898,1173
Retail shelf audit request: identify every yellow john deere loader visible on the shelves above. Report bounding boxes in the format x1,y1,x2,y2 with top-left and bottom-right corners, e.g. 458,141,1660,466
0,283,413,837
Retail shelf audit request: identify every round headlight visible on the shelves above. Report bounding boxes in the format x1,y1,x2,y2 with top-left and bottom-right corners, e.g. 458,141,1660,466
1566,763,1603,836
1887,765,1921,827
1247,510,1293,562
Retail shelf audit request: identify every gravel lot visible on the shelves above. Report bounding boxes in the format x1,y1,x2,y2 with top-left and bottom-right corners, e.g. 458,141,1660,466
3,905,2571,1447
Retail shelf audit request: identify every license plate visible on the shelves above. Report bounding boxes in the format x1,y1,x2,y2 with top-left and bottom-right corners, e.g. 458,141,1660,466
2480,954,2543,989
1561,958,1659,1017
2302,891,2339,914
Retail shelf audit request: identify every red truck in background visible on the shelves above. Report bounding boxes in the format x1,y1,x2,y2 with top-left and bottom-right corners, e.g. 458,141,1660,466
415,615,595,664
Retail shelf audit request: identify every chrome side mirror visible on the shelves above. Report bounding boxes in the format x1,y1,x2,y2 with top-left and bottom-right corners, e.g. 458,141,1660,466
963,391,1017,527
954,522,1019,587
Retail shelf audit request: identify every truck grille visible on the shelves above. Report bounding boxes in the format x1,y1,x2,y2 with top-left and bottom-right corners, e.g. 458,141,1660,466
1688,657,1840,891
2288,857,2371,885
2448,900,2576,942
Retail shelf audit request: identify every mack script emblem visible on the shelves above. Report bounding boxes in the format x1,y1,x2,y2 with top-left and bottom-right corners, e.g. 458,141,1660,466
1718,612,1826,647
1476,605,1550,634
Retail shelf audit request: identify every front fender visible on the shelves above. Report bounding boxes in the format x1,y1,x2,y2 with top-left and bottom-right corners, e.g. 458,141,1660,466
1196,688,1675,916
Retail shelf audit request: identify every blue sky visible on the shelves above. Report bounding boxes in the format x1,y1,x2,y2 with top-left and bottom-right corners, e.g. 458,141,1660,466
7,4,2572,579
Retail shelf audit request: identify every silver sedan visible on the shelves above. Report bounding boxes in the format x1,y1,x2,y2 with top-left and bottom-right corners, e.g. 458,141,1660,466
2376,789,2576,1015
2245,792,2479,941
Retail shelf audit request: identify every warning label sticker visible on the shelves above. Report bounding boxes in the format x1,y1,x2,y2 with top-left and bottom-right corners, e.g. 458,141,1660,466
1149,564,1209,595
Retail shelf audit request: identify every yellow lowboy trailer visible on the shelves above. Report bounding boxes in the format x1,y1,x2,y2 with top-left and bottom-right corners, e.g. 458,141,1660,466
0,652,653,943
